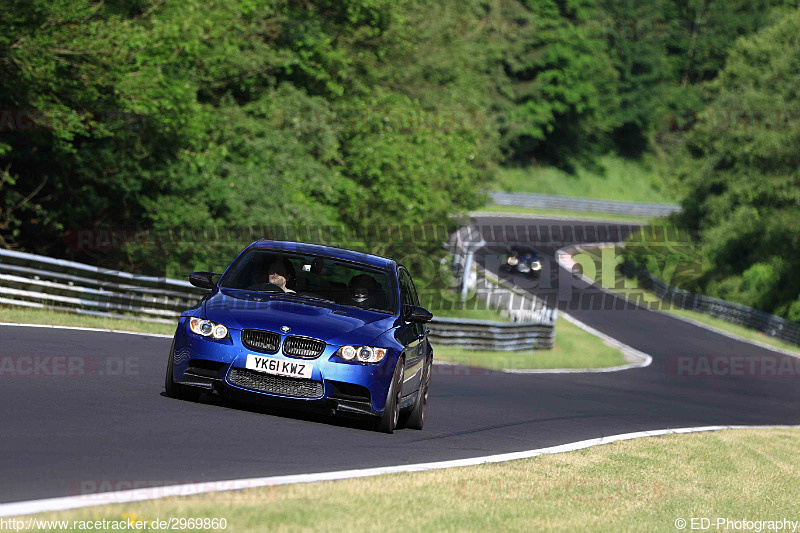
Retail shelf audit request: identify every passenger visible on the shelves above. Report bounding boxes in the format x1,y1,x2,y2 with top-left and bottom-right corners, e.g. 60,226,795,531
349,274,377,308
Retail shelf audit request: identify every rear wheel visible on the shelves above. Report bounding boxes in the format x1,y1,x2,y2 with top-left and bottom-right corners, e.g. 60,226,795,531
375,358,404,434
405,359,431,430
164,340,199,401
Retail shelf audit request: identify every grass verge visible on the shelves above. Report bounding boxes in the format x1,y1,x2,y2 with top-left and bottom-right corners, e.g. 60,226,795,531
569,247,800,355
493,154,679,203
610,277,800,355
19,428,800,532
434,317,628,370
0,301,630,370
0,305,175,336
474,204,654,224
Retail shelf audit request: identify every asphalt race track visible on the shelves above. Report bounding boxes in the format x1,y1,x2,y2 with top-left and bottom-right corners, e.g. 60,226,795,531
1,215,799,505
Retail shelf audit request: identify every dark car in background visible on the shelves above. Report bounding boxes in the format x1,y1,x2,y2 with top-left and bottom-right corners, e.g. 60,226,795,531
500,244,542,278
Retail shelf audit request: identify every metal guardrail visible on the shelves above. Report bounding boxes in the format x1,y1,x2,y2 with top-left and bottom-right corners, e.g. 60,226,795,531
489,192,682,218
0,248,205,324
427,316,554,350
621,263,800,348
0,247,556,349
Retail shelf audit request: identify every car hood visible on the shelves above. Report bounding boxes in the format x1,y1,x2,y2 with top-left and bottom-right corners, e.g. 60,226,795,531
203,288,396,346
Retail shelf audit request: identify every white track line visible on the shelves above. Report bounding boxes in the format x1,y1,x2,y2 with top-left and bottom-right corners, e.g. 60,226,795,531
2,425,798,518
0,320,650,374
479,262,653,374
558,244,800,358
503,312,652,374
0,321,173,339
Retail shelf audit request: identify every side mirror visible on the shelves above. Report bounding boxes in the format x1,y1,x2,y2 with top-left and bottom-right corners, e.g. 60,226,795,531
404,305,433,323
188,271,220,290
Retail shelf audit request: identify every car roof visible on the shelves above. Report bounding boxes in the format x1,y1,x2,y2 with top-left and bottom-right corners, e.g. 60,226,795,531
248,240,396,270
510,244,537,253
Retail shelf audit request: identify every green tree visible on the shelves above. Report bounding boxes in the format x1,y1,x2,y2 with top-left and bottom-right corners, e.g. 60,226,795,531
597,0,671,156
672,7,800,320
491,0,621,166
0,0,492,279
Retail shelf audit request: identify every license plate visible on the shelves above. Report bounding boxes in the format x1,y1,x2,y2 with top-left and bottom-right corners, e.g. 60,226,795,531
246,354,313,379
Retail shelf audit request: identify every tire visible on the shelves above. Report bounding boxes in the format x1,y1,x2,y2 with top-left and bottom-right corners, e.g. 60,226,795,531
375,357,404,434
405,358,431,430
164,339,199,401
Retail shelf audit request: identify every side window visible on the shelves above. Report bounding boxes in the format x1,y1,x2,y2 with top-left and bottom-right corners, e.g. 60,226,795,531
399,268,424,335
405,271,421,307
398,269,414,308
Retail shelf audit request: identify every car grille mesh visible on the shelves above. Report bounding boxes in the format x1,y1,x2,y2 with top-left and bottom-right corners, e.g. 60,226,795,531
283,336,326,358
241,329,280,354
227,368,323,398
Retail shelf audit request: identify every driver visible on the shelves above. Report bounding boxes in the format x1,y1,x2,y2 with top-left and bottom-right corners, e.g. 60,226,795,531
265,258,295,293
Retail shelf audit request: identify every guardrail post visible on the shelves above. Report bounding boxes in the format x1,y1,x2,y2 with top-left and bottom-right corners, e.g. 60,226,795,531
460,250,474,303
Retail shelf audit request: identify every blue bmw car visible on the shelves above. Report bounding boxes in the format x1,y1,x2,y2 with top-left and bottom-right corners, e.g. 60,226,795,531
165,240,434,433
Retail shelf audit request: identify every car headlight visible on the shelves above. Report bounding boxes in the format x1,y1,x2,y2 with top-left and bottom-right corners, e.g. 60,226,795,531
532,261,542,270
189,317,229,339
507,257,519,266
336,345,387,364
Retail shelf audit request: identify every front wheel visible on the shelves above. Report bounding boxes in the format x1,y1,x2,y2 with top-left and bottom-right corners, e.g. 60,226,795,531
375,358,404,434
404,359,431,430
164,340,199,401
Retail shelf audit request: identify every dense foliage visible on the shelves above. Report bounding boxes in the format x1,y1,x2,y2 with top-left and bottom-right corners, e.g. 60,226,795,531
1,0,800,321
0,0,493,275
669,8,800,321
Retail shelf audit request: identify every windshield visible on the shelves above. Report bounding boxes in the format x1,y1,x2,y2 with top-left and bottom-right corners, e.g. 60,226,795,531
510,247,537,258
219,249,397,314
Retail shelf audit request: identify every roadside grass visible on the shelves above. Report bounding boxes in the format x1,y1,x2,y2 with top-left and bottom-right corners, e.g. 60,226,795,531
474,204,653,224
434,317,628,370
0,305,176,336
570,247,800,356
426,283,628,370
0,299,630,370
493,154,680,203
610,276,800,355
21,428,800,532
427,305,511,322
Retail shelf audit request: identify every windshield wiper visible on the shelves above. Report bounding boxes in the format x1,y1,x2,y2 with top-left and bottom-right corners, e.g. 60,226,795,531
364,306,391,314
296,294,335,304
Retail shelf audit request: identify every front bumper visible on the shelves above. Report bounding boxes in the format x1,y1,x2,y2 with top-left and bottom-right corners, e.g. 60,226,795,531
171,319,396,415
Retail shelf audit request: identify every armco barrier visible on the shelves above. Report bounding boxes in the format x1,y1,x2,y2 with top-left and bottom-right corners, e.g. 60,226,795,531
0,248,205,323
427,316,554,350
562,243,800,349
622,263,800,347
489,191,681,218
0,247,555,349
